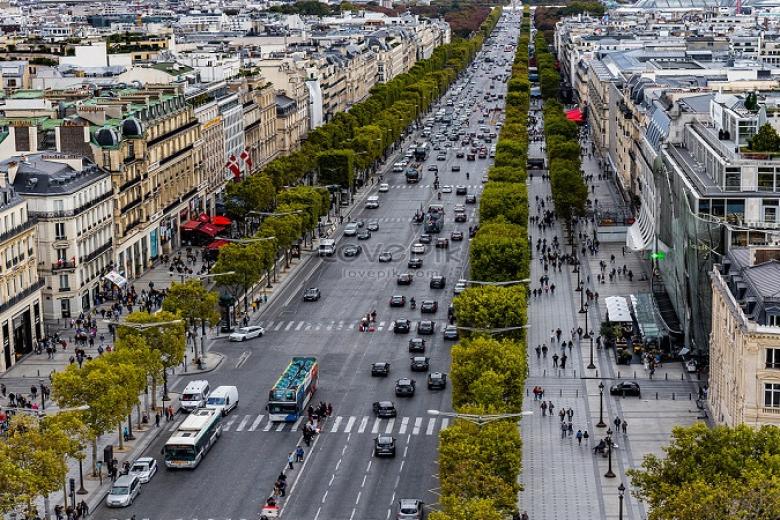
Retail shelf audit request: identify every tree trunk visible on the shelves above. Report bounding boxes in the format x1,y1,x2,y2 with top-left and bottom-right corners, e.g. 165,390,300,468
91,438,98,477
43,493,51,520
151,377,158,411
136,402,142,428
118,423,124,450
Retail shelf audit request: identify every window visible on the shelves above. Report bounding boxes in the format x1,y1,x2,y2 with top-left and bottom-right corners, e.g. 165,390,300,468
765,382,780,408
725,168,742,192
770,315,780,327
56,248,67,261
60,298,71,319
55,222,66,240
59,274,69,290
767,348,780,368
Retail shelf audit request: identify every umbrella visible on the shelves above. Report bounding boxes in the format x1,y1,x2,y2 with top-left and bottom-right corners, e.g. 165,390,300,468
211,215,232,226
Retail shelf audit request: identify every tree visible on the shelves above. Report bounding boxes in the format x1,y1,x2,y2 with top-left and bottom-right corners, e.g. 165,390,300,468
224,174,275,224
628,423,780,520
212,241,269,314
469,219,530,282
479,182,529,226
748,123,780,152
429,497,504,520
317,149,356,188
162,279,221,334
452,285,526,334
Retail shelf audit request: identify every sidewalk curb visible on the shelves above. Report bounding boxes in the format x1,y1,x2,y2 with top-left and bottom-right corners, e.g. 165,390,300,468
177,352,225,376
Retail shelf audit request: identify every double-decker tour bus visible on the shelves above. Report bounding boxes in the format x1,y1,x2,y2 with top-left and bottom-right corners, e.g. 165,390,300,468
267,357,319,422
163,408,222,469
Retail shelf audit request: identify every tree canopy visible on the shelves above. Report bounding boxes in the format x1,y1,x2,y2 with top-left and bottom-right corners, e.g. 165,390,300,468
748,123,780,152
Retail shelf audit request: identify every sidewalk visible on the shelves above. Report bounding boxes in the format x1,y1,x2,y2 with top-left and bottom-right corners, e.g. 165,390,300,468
518,106,702,520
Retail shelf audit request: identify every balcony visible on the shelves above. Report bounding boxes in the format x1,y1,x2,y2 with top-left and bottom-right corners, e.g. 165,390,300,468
52,260,76,271
763,407,780,415
0,217,36,244
81,239,112,264
31,191,113,219
0,279,44,314
122,196,142,213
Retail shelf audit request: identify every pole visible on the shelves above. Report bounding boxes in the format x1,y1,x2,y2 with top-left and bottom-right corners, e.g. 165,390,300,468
162,368,170,401
588,335,596,370
575,265,581,290
126,413,135,440
579,283,586,313
605,429,616,478
597,382,606,427
618,484,625,520
39,379,45,411
584,305,591,338
77,458,87,494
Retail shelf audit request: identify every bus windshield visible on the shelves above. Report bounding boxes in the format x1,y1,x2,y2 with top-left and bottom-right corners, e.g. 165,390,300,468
164,445,197,461
268,402,298,415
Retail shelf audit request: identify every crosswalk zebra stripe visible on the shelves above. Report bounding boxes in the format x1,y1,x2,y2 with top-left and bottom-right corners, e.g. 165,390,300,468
441,418,450,430
264,321,274,330
399,417,409,435
273,322,283,331
304,323,312,331
223,417,237,431
291,417,304,432
275,422,286,432
385,418,395,434
249,415,265,431
344,416,356,433
426,418,436,435
284,321,294,331
263,419,274,432
295,321,305,331
357,416,369,433
413,418,422,435
330,416,343,433
236,415,251,432
326,321,333,331
371,418,381,434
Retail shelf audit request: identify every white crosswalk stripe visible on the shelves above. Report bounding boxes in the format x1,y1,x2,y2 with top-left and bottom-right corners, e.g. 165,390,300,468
218,414,448,436
291,416,304,432
344,416,356,433
235,415,251,432
249,415,265,431
399,417,409,435
426,418,436,435
385,418,395,434
222,417,237,431
263,419,274,432
371,418,381,434
295,321,305,331
330,416,343,433
357,416,369,433
413,417,422,435
273,322,284,331
284,321,294,331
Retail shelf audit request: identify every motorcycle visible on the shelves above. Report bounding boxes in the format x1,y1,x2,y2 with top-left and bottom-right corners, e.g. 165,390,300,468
410,299,417,310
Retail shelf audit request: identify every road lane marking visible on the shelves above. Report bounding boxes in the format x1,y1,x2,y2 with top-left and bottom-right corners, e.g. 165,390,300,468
338,320,344,330
349,509,356,520
371,418,381,434
357,416,368,433
264,321,274,330
235,351,251,368
222,417,236,431
356,491,362,504
284,321,294,331
315,507,322,520
327,321,334,331
235,415,250,431
336,459,342,470
441,418,449,430
413,417,422,435
275,421,286,431
295,321,305,331
305,323,312,330
329,474,335,486
291,417,304,431
399,417,409,434
330,416,343,432
274,322,284,331
385,418,395,434
249,415,264,431
263,420,274,432
344,416,356,433
167,421,178,432
322,491,328,504
426,418,436,435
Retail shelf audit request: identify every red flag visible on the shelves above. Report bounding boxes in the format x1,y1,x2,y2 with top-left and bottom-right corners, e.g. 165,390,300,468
240,149,253,170
226,155,241,179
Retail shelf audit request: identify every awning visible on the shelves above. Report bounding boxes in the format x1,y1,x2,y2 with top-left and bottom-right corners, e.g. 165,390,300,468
104,271,127,289
211,215,232,226
197,223,221,237
181,220,201,232
197,213,211,223
206,239,230,251
565,108,584,124
605,296,632,323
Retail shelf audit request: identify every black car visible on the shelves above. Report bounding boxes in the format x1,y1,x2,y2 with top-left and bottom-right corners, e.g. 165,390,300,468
410,356,430,372
428,165,438,172
343,244,362,257
357,229,372,240
454,212,468,223
303,288,321,301
394,319,411,333
374,434,396,457
408,337,426,352
395,378,416,397
455,186,468,195
427,372,447,390
452,164,461,172
419,234,432,244
408,257,423,269
465,194,477,204
430,275,447,289
436,238,449,249
379,251,393,262
443,325,459,340
456,150,465,158
397,273,414,285
367,220,380,231
417,320,434,335
420,300,438,313
371,362,390,377
451,231,464,241
373,401,397,418
610,381,641,397
389,295,407,307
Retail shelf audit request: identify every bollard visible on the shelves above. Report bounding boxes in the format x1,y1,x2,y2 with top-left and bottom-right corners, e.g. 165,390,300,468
665,373,668,380
526,388,529,396
649,372,653,380
655,392,658,400
681,373,684,380
595,369,599,378
617,371,620,379
689,393,692,400
672,393,676,400
560,389,562,397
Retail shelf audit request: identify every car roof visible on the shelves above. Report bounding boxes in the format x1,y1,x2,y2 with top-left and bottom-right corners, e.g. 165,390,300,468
135,457,154,464
377,434,393,441
397,378,412,384
114,475,137,486
378,400,394,407
400,499,420,506
412,356,427,361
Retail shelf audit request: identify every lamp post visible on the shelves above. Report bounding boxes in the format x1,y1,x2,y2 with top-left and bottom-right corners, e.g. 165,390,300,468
578,282,586,313
597,381,607,427
587,333,596,370
618,483,626,520
583,302,591,338
76,453,88,494
574,263,582,290
428,409,533,426
605,428,616,478
39,378,45,411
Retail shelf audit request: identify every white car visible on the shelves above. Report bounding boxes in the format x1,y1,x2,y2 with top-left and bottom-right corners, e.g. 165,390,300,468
129,457,158,484
229,326,265,342
411,243,426,255
344,222,359,236
454,280,467,294
441,185,453,193
379,183,390,192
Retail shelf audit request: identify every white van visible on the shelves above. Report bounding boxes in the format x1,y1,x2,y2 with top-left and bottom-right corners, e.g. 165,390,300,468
180,380,210,412
366,196,380,209
318,239,336,256
205,385,238,416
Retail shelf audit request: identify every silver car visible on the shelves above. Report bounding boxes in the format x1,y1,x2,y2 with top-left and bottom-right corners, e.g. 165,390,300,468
105,475,141,507
397,498,424,519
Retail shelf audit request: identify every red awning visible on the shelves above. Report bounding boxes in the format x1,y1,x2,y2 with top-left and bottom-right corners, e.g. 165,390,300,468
211,215,232,226
206,239,230,251
565,108,584,124
181,220,201,232
198,213,210,223
197,223,221,237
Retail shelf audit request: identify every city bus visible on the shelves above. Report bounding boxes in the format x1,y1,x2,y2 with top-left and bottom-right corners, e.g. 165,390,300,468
268,357,319,422
163,408,222,469
414,142,430,162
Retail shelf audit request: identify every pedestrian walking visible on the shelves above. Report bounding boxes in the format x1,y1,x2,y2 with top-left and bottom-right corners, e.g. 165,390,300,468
621,420,628,435
547,401,554,417
576,430,583,445
583,430,589,443
167,405,174,421
155,412,160,427
560,421,567,439
288,452,295,469
540,400,548,416
558,408,565,422
535,345,541,358
560,353,567,370
566,407,574,421
295,445,305,462
567,422,573,436
614,417,622,431
541,344,548,357
552,353,559,368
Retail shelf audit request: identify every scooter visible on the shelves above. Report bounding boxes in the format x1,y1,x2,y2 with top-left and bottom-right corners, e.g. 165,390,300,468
410,299,417,310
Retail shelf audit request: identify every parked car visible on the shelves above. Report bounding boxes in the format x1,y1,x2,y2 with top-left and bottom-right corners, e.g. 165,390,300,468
105,475,141,508
229,326,265,342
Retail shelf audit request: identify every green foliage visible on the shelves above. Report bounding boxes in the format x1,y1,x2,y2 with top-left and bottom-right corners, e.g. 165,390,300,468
744,92,759,111
453,285,526,335
479,182,529,225
212,242,270,299
628,423,780,520
268,1,336,15
470,219,529,282
748,123,780,152
224,174,275,221
122,310,187,370
318,149,356,188
162,279,221,328
429,497,504,520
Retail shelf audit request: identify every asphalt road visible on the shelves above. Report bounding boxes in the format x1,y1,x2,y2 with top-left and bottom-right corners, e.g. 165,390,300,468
95,13,522,520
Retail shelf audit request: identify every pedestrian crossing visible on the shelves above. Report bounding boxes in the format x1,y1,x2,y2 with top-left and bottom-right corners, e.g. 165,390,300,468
251,319,448,333
386,183,483,190
167,414,450,436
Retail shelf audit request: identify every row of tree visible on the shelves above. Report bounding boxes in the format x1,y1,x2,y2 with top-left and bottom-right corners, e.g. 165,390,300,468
429,9,531,519
0,282,221,516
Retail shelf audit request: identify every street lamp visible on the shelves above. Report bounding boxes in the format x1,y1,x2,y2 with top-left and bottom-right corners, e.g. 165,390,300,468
574,263,582,290
39,378,45,411
587,333,596,370
583,302,591,338
579,282,586,313
597,381,607,428
618,483,626,520
605,428,616,478
428,409,533,426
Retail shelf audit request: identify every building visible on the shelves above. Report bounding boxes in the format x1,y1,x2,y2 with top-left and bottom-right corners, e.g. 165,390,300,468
256,59,309,154
709,247,780,427
231,73,278,173
0,171,43,373
7,154,113,319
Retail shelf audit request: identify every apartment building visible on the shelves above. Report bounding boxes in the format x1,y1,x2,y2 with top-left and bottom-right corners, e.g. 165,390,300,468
230,74,278,173
709,247,780,427
0,174,42,373
256,59,309,154
7,154,113,319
